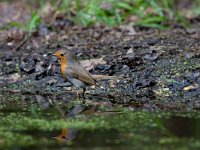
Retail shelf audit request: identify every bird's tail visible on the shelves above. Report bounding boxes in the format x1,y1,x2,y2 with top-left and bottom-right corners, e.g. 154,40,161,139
91,74,122,80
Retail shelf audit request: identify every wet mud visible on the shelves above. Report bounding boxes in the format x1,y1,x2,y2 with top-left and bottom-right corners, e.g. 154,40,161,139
1,26,200,111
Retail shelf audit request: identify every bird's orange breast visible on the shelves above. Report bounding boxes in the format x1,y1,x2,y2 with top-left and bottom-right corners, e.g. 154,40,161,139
60,58,68,79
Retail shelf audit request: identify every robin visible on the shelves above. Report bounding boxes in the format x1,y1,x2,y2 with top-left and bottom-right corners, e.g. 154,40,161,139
53,49,118,98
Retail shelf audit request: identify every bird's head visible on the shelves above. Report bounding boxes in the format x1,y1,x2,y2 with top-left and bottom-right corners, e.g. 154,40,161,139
53,49,68,61
53,49,78,64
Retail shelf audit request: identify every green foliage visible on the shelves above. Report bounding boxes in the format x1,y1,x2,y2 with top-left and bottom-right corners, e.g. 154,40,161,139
48,0,189,28
4,0,200,30
27,12,41,35
2,11,41,35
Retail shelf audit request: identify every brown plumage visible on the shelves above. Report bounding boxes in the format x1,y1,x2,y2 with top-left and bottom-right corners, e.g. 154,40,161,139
53,49,120,98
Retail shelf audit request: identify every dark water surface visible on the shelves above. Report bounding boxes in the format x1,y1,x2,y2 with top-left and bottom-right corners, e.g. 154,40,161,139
0,92,200,150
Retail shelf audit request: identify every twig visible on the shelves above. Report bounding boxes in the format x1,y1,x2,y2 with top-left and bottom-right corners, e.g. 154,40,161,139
13,35,29,51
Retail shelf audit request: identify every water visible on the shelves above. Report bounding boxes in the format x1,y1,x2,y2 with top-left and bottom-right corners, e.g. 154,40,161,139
0,92,200,150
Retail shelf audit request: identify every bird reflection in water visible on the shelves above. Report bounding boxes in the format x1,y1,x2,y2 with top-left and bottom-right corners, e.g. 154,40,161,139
52,103,98,143
35,93,120,143
52,128,76,143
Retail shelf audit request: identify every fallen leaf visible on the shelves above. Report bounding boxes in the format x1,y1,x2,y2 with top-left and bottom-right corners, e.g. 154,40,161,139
126,48,133,54
183,83,199,91
81,58,106,71
120,25,137,35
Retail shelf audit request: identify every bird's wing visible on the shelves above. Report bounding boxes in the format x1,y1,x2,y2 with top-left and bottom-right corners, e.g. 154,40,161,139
66,65,96,86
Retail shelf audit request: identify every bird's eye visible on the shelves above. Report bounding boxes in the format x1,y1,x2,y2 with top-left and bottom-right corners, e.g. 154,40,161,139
60,53,64,56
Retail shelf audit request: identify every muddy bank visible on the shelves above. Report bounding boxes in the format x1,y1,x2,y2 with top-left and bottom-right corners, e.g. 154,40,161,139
0,25,200,111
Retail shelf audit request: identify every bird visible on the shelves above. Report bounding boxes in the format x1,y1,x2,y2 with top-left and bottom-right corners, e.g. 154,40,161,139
53,49,119,98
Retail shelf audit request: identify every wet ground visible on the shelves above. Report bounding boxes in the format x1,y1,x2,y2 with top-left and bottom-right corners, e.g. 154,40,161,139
1,1,200,149
1,92,200,149
1,26,200,111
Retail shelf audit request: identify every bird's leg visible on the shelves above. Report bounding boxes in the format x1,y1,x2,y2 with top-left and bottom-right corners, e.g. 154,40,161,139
76,91,81,99
76,88,86,100
82,87,86,100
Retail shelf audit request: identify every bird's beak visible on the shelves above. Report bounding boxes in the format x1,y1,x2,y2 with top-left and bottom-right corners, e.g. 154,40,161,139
52,53,56,56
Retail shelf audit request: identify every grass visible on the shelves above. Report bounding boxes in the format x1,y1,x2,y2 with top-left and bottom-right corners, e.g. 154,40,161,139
3,0,200,31
43,0,190,28
3,11,41,35
27,12,41,35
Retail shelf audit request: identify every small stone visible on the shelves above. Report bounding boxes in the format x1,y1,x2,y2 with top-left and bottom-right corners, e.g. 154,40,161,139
46,79,58,85
64,87,72,91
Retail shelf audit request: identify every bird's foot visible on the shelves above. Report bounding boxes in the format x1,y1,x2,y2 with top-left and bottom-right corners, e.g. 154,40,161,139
76,91,86,101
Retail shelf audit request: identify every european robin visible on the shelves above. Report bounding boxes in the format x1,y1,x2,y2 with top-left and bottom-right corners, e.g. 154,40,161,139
53,128,69,142
53,49,120,98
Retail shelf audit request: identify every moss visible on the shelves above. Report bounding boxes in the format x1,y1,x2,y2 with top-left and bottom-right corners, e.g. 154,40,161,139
1,101,200,149
1,88,200,149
